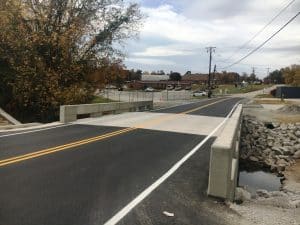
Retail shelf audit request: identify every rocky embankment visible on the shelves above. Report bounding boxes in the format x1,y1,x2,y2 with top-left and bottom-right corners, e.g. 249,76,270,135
240,115,300,173
231,105,300,225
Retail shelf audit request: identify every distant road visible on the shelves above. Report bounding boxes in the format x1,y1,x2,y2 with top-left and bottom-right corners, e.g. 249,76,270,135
0,97,241,225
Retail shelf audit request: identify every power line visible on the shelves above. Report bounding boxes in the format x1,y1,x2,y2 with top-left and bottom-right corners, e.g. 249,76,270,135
222,11,300,69
223,0,297,62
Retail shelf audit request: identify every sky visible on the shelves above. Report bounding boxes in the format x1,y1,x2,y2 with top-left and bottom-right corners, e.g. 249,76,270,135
122,0,300,78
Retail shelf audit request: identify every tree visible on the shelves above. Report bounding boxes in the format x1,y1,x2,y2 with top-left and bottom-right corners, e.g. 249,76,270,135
169,72,182,81
127,69,142,81
86,59,128,88
282,65,300,86
249,73,257,83
0,0,143,122
264,69,284,84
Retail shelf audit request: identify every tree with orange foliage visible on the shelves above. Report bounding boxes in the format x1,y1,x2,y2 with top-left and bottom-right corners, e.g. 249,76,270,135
0,0,142,122
283,65,300,86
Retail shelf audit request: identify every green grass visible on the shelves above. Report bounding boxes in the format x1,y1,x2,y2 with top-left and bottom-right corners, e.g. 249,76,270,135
213,84,272,94
192,96,207,99
90,96,117,104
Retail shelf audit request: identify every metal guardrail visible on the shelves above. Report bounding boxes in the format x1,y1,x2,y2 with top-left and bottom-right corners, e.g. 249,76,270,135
60,101,153,123
207,104,243,201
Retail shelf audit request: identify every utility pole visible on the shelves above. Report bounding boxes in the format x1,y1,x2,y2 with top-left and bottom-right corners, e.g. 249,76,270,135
251,67,256,76
267,67,270,76
251,67,256,83
206,47,216,97
212,64,216,87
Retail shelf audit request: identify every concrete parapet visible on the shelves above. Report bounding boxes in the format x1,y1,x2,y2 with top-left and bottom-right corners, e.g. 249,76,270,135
60,101,153,123
207,104,242,201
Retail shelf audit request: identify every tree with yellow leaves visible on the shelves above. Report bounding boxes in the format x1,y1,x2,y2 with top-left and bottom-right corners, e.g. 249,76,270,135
282,65,300,86
0,0,142,122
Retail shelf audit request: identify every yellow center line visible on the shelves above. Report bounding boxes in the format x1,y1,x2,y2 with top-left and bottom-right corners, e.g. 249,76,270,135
0,127,136,167
134,98,228,128
0,98,229,167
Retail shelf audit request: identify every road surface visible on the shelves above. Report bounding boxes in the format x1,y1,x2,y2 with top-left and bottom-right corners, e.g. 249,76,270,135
0,97,241,225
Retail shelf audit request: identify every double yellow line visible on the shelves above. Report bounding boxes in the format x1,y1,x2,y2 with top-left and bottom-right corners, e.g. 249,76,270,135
0,127,136,167
135,98,227,128
0,98,229,167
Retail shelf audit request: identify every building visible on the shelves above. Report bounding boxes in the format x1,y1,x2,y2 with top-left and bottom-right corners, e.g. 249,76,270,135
128,80,191,90
182,74,208,85
141,74,169,81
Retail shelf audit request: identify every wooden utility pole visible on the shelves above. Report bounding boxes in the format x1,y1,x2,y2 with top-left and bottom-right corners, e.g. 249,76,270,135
213,64,216,86
206,47,216,97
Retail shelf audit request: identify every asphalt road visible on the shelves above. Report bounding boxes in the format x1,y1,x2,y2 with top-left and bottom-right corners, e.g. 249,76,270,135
0,97,241,225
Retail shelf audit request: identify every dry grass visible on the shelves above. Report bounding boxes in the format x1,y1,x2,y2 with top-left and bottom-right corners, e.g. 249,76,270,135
275,114,300,123
254,99,286,104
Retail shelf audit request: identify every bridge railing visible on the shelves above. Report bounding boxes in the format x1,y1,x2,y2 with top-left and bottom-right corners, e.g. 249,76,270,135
207,104,243,201
60,101,153,123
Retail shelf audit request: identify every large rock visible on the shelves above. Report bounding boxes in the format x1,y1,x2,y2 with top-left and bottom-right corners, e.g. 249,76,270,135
235,187,252,201
280,146,293,156
293,150,300,159
256,189,270,198
249,156,259,162
272,146,283,155
293,144,300,152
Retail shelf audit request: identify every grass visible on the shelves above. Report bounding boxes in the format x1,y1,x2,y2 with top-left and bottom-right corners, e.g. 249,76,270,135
89,96,117,104
275,114,300,123
192,96,207,99
213,84,273,94
255,94,274,98
254,99,285,104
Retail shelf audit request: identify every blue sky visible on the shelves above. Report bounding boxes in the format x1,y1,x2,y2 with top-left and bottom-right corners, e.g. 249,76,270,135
123,0,300,78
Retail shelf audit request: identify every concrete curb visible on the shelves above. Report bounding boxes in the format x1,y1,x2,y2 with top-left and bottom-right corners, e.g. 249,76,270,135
0,123,42,131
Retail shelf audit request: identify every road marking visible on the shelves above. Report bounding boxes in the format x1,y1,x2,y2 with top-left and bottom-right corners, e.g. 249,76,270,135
0,98,231,167
135,98,229,128
150,98,216,112
103,101,241,225
0,124,72,138
0,127,136,167
179,98,228,114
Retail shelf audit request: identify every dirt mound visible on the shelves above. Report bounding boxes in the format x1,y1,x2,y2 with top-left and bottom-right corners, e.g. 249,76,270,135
277,104,300,114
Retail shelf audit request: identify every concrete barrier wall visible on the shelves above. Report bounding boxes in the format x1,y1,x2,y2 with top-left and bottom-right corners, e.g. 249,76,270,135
207,104,242,201
60,101,153,123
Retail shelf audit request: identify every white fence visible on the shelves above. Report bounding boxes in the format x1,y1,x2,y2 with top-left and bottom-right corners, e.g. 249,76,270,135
100,90,192,102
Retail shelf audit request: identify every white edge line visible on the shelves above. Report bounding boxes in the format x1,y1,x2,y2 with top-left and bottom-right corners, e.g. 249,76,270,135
0,124,72,138
103,101,241,225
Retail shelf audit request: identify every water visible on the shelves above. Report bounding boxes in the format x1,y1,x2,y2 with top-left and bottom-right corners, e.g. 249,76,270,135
239,170,281,195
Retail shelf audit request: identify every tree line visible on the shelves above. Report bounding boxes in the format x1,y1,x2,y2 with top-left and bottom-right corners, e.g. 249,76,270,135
264,64,300,86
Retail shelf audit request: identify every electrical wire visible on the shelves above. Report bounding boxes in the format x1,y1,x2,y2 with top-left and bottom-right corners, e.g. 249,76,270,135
223,0,297,62
222,11,300,69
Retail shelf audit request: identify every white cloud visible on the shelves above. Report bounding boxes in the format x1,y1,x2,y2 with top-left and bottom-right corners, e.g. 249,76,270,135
126,57,175,65
125,0,300,76
133,45,196,57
